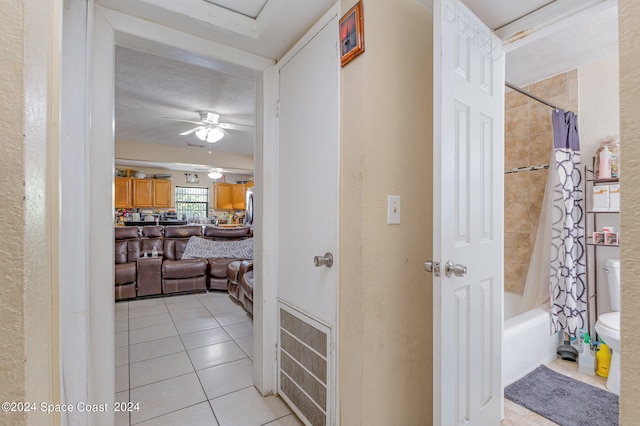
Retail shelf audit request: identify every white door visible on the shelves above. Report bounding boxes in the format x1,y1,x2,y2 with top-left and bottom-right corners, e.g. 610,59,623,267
276,9,339,426
432,0,505,424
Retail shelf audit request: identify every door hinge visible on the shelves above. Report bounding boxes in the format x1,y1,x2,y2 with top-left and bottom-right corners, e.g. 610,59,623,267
276,100,280,117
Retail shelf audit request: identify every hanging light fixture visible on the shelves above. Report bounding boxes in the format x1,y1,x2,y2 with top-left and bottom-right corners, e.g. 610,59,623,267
208,169,223,179
195,125,224,143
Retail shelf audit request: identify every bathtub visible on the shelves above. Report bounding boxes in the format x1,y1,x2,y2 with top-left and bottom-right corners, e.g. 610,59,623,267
503,291,560,386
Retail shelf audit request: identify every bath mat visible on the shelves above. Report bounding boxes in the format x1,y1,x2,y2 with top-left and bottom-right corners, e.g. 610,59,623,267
505,365,618,426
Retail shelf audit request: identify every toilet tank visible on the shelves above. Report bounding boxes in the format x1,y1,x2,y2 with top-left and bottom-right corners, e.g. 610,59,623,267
605,258,621,311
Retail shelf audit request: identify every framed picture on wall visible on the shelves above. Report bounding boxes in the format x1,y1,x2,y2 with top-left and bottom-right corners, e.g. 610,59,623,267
340,1,364,67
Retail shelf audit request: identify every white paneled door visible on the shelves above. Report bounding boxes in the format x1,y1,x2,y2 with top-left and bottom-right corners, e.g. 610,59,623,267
432,0,505,424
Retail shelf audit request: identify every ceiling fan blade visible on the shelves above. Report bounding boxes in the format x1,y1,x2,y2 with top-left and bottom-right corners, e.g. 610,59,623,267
218,122,254,131
179,126,204,136
163,117,204,125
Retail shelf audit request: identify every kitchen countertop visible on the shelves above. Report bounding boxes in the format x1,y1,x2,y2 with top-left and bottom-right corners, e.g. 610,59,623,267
123,220,188,226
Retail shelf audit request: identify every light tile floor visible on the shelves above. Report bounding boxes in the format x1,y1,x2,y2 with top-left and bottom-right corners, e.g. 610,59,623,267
115,292,303,426
502,356,610,425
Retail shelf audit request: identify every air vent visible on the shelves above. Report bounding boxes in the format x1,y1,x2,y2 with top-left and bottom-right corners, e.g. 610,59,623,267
278,302,332,426
187,143,206,148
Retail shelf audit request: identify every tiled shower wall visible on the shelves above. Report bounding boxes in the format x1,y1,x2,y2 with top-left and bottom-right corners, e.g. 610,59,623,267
504,70,578,294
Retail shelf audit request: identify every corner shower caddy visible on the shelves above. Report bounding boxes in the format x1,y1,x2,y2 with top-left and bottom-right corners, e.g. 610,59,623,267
583,166,620,340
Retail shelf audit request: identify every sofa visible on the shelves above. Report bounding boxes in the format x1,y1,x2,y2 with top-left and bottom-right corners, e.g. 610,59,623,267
161,225,208,294
114,227,141,300
203,226,252,291
227,260,254,315
113,224,253,301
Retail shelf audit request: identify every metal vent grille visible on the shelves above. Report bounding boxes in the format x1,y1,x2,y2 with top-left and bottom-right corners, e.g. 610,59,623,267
278,304,331,426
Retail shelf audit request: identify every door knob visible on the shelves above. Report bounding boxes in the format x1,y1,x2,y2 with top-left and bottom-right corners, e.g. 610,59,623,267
445,260,467,278
314,252,334,268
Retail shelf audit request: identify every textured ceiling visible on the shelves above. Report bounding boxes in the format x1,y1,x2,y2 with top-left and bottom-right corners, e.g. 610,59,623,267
111,0,618,173
115,46,255,156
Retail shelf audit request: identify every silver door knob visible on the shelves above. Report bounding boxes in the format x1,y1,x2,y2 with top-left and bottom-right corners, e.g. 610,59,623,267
445,260,467,278
314,252,334,268
424,260,441,277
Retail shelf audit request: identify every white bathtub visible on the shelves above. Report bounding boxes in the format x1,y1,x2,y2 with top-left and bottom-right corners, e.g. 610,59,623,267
503,292,560,386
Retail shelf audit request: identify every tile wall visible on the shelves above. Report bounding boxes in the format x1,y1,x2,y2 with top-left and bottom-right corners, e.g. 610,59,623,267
504,70,578,293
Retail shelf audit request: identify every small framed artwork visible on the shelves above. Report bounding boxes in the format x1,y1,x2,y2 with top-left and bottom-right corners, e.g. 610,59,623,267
340,1,364,67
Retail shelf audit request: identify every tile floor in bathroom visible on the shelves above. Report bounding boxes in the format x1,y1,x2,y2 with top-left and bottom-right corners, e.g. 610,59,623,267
501,356,610,425
115,291,303,426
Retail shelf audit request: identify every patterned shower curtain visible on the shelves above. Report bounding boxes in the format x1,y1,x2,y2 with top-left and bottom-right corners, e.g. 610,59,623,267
550,109,586,337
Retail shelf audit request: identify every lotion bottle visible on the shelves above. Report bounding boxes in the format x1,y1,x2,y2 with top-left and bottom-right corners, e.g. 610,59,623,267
599,146,612,179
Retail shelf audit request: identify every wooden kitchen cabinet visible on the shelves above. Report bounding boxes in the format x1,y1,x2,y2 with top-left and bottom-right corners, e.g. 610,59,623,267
231,183,246,210
114,177,132,208
132,178,153,208
214,182,233,210
153,179,172,208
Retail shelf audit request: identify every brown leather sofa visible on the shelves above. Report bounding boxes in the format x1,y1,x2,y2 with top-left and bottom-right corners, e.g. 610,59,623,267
114,227,141,300
161,225,208,294
203,226,252,291
227,260,254,315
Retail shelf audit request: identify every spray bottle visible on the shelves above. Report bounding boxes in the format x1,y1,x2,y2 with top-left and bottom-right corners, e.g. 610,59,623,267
578,331,595,375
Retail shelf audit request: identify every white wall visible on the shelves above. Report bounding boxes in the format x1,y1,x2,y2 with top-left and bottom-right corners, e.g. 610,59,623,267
579,55,620,164
578,55,621,315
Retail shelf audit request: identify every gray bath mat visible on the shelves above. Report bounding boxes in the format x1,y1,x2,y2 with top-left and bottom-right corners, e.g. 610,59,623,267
505,365,618,426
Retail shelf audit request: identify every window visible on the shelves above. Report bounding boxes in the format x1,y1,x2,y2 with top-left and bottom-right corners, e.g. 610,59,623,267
175,186,208,219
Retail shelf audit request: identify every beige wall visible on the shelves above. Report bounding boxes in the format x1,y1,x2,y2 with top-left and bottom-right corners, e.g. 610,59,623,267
115,140,254,172
504,71,578,295
339,1,433,424
619,0,640,421
0,1,27,423
1,0,60,425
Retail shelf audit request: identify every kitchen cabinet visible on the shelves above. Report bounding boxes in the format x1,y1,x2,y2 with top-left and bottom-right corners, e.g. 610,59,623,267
231,183,246,210
214,182,247,210
132,178,153,208
214,183,233,210
153,179,172,208
114,177,132,208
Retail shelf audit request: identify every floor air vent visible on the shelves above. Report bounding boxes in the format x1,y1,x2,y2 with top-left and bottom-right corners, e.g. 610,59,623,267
278,303,332,426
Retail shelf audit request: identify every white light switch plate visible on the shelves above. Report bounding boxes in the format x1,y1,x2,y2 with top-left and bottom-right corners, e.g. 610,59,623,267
388,195,401,224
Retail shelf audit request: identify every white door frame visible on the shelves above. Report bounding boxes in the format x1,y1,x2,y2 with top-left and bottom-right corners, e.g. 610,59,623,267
59,5,279,423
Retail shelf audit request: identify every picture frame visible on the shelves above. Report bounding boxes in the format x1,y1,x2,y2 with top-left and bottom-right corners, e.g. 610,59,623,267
340,1,365,67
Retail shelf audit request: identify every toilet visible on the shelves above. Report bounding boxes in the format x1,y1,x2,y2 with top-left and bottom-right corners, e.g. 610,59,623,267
594,258,621,395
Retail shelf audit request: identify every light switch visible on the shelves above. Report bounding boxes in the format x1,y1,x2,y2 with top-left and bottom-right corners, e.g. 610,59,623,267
387,195,401,224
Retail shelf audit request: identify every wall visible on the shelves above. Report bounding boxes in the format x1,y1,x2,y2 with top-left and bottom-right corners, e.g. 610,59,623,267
1,0,60,424
578,55,621,315
619,0,640,421
339,0,433,424
504,71,578,294
115,140,254,172
0,2,27,423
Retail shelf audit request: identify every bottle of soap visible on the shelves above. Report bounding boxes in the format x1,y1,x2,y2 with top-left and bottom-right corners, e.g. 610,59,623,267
595,342,612,378
578,332,595,375
599,146,612,179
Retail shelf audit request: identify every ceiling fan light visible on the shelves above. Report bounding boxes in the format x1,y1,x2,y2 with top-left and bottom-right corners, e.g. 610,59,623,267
195,127,209,141
208,171,223,179
206,127,224,143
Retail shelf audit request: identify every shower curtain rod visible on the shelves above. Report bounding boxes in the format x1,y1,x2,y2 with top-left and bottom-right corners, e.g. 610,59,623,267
505,81,560,110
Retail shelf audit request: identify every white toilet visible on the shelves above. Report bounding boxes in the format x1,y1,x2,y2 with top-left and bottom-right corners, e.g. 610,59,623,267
594,258,621,395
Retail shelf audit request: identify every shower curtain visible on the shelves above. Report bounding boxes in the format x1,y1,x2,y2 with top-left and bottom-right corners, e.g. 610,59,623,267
521,109,586,337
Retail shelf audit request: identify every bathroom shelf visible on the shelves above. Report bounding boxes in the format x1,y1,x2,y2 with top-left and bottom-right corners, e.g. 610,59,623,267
584,166,620,342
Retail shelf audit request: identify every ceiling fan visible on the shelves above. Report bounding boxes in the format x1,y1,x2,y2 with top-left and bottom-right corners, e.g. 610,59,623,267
163,111,253,143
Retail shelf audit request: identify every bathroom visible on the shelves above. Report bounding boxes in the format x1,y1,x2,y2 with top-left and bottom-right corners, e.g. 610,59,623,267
501,0,621,402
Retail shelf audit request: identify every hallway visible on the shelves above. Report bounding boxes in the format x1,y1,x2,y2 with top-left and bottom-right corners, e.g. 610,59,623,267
115,293,302,425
